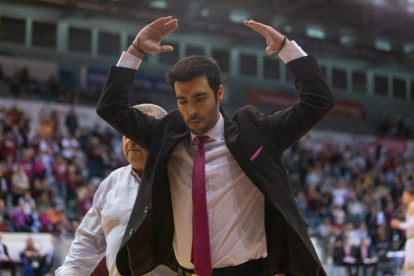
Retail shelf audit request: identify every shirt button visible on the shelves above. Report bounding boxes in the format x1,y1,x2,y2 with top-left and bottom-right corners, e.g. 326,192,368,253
129,228,134,235
144,206,149,213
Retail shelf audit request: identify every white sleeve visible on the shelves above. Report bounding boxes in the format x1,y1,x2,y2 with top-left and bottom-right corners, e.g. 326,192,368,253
400,216,414,230
278,40,308,64
117,51,142,70
55,182,108,276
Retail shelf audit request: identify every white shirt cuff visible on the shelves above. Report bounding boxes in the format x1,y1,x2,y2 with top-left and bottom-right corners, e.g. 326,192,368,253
116,51,142,70
278,41,307,64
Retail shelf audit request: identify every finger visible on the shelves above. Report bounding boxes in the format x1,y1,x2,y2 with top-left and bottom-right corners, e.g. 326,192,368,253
244,20,267,31
266,45,272,54
162,22,178,37
266,41,274,54
244,20,267,37
150,16,173,28
159,45,174,52
161,19,178,31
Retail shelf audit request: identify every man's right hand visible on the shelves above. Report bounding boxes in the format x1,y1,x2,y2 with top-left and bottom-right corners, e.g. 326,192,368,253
127,16,178,59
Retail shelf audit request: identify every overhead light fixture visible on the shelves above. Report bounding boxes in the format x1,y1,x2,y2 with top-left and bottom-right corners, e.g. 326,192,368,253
306,26,325,39
229,10,249,23
404,43,414,54
375,38,391,51
340,35,353,44
149,0,167,9
283,25,292,33
271,17,286,28
201,8,209,17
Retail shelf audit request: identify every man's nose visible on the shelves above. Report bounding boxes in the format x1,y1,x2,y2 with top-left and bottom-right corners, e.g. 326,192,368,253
188,103,197,115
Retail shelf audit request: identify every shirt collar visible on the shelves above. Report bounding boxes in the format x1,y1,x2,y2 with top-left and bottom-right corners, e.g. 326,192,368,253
130,165,142,183
190,113,224,144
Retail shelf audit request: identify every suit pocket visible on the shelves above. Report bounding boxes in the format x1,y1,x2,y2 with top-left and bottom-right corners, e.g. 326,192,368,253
250,146,263,161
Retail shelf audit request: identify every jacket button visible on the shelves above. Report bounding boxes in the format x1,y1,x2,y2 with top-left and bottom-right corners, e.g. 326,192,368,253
129,228,134,235
144,206,149,213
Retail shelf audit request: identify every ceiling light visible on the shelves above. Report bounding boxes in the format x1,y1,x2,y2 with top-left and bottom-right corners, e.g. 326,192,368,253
149,0,167,9
229,10,249,23
306,26,325,39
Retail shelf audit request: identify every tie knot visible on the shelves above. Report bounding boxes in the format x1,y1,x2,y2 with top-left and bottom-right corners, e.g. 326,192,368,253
194,136,209,147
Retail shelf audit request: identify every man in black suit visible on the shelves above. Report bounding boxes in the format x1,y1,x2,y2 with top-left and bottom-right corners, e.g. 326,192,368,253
0,232,16,276
355,238,377,276
333,238,359,276
97,16,334,276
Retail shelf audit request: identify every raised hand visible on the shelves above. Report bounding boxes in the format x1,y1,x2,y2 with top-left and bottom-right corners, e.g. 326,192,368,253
128,16,178,59
244,20,290,54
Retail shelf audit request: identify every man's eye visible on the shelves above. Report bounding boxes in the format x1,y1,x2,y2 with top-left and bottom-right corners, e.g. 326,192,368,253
179,101,187,104
196,98,205,101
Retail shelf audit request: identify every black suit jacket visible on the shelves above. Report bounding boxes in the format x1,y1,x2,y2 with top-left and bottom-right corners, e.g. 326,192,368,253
97,54,334,276
333,245,359,265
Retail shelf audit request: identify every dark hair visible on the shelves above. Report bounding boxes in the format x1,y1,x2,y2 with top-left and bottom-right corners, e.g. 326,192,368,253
166,55,221,98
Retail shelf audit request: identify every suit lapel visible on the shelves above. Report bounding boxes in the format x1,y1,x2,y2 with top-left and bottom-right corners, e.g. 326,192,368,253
221,106,267,195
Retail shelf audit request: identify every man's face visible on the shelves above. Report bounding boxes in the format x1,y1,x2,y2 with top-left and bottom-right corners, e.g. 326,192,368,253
403,191,414,204
175,75,224,135
122,111,151,175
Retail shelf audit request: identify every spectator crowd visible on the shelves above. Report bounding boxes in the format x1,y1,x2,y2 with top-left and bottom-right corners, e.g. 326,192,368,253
285,134,414,273
0,104,128,238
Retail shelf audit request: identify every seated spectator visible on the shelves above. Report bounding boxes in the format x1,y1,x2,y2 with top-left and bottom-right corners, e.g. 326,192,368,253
347,195,365,224
52,155,67,200
33,151,47,180
345,222,360,246
333,238,359,276
295,191,307,214
18,148,35,183
0,199,10,228
61,134,79,161
318,218,333,263
0,232,16,276
18,190,36,216
11,165,30,205
10,202,30,232
36,191,51,210
2,155,17,186
22,237,42,276
77,186,93,218
39,207,53,233
355,222,371,244
0,132,16,159
66,165,81,203
355,238,377,276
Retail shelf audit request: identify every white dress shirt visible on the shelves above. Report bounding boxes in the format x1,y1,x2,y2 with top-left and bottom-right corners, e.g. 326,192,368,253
55,165,175,276
116,41,307,269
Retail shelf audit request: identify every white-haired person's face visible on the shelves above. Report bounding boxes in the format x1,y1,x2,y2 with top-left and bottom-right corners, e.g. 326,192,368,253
122,111,152,176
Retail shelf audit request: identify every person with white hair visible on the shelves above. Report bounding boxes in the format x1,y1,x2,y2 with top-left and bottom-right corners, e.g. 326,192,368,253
56,104,176,276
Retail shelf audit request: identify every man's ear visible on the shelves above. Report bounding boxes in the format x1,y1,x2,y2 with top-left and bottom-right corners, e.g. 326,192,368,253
217,85,224,103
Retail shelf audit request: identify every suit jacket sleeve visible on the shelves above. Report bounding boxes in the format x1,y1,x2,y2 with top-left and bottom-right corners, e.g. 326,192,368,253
96,65,158,150
266,54,334,153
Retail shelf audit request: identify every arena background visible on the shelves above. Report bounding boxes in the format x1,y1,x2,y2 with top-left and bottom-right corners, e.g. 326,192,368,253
0,0,414,275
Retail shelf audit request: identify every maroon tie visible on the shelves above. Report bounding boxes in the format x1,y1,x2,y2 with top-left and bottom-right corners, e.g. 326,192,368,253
191,136,212,276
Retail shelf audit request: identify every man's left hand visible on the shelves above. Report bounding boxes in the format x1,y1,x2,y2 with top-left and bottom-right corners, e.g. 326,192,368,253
244,20,291,54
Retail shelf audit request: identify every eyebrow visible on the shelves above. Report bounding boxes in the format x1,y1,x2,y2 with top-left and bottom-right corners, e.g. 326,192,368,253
176,91,207,100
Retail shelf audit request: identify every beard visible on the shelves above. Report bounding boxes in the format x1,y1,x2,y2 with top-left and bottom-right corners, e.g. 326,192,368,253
186,102,219,136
